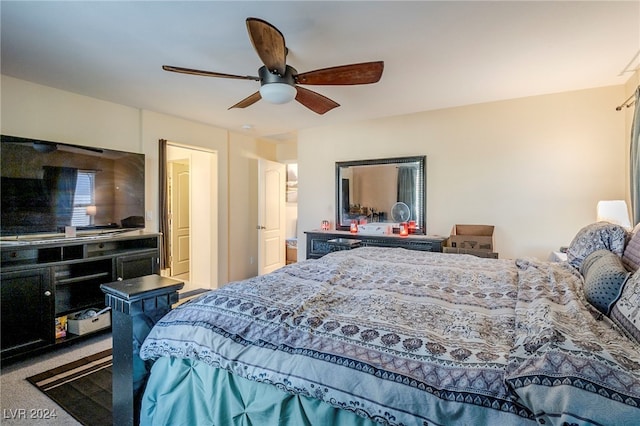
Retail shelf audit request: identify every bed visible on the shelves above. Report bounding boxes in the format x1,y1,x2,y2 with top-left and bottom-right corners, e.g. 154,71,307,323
138,222,640,426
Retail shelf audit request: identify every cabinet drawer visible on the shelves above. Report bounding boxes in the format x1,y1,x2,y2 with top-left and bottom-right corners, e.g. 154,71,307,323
309,238,332,258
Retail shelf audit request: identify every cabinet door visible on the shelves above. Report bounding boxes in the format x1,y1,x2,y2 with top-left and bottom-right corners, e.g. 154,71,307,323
1,268,54,356
306,233,333,259
116,251,159,281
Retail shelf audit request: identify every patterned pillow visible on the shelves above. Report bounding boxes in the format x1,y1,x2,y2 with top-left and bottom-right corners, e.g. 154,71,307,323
566,222,628,270
580,250,631,314
622,228,640,272
609,271,640,344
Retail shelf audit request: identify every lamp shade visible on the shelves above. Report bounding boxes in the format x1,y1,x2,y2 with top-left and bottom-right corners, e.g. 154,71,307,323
259,83,296,104
596,200,631,228
86,205,97,216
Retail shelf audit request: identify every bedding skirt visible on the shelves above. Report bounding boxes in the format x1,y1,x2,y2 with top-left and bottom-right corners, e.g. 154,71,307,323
140,356,378,426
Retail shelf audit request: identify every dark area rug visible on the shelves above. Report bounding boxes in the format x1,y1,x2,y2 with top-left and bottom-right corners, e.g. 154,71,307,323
26,349,112,426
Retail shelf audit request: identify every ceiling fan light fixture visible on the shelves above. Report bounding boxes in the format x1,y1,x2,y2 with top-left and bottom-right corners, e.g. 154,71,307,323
259,83,296,104
163,19,383,114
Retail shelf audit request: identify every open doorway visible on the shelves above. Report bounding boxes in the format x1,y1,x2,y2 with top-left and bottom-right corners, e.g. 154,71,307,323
163,142,218,294
285,163,299,264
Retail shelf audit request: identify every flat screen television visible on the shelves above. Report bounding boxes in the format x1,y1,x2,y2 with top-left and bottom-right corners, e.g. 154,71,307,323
1,135,145,238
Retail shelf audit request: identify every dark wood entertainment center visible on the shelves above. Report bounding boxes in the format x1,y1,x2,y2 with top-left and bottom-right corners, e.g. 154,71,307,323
0,231,160,361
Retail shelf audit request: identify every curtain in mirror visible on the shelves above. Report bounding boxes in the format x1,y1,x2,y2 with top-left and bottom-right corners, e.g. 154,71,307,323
397,167,416,222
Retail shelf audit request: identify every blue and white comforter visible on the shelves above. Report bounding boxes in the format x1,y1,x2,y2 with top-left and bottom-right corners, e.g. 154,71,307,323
140,247,640,425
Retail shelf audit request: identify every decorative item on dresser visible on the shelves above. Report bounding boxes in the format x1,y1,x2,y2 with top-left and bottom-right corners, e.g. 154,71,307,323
305,230,446,259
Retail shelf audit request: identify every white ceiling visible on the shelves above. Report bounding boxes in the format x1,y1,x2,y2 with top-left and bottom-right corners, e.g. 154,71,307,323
2,1,639,143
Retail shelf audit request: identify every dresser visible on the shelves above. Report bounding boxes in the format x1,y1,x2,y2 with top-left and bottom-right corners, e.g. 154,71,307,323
305,230,446,259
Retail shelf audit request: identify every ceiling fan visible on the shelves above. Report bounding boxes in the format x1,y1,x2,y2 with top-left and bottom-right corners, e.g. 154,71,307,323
162,17,384,115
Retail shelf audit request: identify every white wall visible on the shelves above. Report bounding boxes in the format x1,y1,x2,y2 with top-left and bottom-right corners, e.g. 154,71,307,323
286,203,298,240
277,143,299,243
298,85,628,260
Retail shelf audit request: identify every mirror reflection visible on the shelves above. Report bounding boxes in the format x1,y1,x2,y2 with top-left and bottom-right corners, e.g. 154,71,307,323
335,156,426,233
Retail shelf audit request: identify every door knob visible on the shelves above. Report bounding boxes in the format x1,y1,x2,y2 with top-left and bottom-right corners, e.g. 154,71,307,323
44,291,52,297
256,225,266,230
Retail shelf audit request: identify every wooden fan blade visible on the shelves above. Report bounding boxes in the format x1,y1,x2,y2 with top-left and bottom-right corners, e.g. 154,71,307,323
228,91,262,109
163,65,260,81
296,61,384,85
295,86,339,115
246,18,287,76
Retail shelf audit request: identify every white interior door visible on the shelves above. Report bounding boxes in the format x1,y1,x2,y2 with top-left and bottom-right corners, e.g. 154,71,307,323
170,161,190,277
258,159,286,275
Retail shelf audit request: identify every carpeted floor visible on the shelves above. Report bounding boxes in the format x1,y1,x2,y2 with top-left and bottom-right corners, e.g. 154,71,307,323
0,333,112,426
26,349,112,426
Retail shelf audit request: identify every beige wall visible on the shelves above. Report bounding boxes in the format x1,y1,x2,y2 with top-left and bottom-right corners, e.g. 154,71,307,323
1,75,270,285
297,85,628,260
1,76,141,153
228,133,269,281
276,142,298,163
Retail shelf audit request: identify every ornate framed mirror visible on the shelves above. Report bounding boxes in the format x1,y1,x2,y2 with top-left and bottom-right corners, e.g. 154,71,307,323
335,156,426,233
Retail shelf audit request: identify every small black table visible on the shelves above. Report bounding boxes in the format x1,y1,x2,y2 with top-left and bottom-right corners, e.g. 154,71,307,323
101,274,184,426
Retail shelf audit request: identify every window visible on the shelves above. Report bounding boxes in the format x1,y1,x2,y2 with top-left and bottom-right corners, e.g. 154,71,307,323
71,171,96,226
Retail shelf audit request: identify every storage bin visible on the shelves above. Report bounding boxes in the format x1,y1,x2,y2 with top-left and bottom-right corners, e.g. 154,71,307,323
448,224,494,251
66,308,111,336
